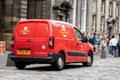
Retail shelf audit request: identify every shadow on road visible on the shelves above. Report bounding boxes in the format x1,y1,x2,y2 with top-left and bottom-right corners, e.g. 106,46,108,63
25,63,84,71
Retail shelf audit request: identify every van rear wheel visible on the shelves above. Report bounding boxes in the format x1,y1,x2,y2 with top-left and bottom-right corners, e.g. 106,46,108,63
82,52,93,67
15,62,26,69
52,53,65,71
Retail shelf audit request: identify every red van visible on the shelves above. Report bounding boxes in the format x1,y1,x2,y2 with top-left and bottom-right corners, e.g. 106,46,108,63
10,19,94,70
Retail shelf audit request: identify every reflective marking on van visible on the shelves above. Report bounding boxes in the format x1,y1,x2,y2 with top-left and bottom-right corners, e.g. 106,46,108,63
60,31,68,35
61,25,65,31
63,35,67,38
21,26,30,35
42,45,46,49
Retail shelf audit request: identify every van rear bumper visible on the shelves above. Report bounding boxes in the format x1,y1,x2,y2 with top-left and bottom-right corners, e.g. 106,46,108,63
10,54,58,64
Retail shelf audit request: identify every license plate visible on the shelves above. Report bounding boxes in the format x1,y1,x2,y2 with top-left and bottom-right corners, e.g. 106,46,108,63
17,50,30,55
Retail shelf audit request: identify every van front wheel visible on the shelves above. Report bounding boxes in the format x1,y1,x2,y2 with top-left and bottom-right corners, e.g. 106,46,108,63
52,53,65,71
82,52,93,67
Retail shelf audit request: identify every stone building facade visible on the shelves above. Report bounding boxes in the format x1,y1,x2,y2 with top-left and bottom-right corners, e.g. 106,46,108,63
0,0,120,50
76,0,120,38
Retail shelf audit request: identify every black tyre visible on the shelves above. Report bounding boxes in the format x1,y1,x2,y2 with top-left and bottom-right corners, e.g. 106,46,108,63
15,62,26,69
82,52,93,67
52,53,65,71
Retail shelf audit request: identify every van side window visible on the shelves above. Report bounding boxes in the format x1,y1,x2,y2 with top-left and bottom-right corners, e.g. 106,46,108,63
74,27,83,41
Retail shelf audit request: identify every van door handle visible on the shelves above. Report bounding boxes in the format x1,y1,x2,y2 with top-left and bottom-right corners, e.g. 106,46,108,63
76,43,79,45
26,39,31,43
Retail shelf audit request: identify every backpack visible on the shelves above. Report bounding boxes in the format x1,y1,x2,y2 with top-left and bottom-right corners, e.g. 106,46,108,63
89,38,94,44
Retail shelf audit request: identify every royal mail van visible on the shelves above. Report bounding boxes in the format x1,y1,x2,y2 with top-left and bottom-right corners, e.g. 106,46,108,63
10,19,94,70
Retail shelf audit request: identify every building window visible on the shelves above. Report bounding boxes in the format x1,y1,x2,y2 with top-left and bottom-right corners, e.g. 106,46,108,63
101,0,105,14
109,2,113,16
4,0,13,33
0,1,4,33
100,16,105,31
92,15,96,31
70,0,77,25
92,0,96,13
115,19,119,33
116,4,119,17
28,0,50,19
80,0,87,32
20,0,27,20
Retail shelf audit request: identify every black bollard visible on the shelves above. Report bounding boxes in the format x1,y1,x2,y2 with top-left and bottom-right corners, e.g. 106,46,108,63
6,53,15,66
101,49,106,58
118,33,120,57
114,50,119,57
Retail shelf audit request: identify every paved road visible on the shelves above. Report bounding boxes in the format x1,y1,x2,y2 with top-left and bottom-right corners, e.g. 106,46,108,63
0,53,120,80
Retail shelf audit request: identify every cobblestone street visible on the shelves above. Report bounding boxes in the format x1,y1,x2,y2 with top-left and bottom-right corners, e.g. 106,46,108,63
0,53,120,80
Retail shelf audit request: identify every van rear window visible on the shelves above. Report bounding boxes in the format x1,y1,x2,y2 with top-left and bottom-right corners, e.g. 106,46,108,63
35,22,49,37
16,22,49,37
16,22,35,37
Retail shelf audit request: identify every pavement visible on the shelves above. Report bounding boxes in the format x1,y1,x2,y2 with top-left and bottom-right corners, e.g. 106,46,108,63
0,53,120,80
0,51,14,67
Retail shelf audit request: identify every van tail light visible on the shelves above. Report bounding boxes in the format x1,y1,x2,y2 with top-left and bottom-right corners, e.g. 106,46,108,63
49,36,54,49
11,37,14,48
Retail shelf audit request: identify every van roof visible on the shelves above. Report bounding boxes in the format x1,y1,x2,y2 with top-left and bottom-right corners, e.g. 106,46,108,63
18,19,75,27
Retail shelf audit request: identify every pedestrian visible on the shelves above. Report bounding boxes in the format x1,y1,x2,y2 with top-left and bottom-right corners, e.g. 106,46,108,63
109,35,118,57
82,32,88,42
108,36,112,56
92,33,97,52
89,36,93,44
85,32,91,42
101,37,106,52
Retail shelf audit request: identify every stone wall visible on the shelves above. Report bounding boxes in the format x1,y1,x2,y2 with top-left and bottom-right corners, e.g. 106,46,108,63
2,33,12,50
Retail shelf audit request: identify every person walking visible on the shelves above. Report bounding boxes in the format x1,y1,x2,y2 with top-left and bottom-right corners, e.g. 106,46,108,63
108,36,112,56
92,33,97,52
109,35,118,57
101,38,106,52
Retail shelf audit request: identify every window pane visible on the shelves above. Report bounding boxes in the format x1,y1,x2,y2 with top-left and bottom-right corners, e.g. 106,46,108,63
4,4,13,33
109,2,113,15
101,0,105,14
93,0,96,13
92,15,96,31
80,0,87,32
74,28,82,41
116,4,119,16
100,16,105,31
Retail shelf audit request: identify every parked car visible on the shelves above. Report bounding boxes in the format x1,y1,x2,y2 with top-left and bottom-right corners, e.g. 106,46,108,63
10,19,94,70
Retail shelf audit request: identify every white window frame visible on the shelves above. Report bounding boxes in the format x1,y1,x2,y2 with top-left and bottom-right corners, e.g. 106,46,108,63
116,4,119,17
70,0,77,25
109,2,113,15
100,16,105,31
80,0,87,32
92,0,96,13
92,15,96,31
101,0,105,14
115,19,119,32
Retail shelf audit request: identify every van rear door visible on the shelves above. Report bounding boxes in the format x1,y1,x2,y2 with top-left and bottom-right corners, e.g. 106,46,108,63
14,21,35,56
34,22,50,57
